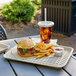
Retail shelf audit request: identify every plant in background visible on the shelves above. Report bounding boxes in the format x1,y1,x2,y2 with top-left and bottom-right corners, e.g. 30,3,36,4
35,0,41,8
1,0,37,23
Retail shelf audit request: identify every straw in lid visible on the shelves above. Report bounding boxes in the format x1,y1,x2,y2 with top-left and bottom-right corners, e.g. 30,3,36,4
38,21,54,27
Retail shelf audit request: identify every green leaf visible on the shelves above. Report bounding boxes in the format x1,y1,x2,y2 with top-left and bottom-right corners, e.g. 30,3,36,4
23,49,28,52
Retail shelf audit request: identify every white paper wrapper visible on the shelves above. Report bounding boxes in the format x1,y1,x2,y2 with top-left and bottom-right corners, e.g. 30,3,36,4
31,38,58,45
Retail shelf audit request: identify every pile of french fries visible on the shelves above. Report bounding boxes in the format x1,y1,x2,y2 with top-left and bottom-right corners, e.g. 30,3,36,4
33,42,54,59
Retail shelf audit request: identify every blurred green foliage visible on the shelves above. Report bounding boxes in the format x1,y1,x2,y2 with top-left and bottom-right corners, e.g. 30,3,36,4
1,0,37,23
35,0,41,8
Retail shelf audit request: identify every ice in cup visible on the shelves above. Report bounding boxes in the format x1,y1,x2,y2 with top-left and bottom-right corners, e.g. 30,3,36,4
38,21,54,43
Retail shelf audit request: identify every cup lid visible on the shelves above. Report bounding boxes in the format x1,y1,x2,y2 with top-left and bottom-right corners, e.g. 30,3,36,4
38,21,54,27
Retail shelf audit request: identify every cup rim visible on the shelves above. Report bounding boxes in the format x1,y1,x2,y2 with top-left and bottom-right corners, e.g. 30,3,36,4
38,21,54,27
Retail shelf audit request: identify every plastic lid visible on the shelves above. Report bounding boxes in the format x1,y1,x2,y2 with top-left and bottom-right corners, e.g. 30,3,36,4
38,21,54,27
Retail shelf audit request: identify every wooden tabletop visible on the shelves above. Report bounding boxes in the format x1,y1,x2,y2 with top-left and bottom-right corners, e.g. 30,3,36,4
0,35,76,76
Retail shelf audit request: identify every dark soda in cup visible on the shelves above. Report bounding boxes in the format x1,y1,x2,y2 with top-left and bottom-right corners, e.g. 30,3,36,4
39,27,52,43
38,21,54,43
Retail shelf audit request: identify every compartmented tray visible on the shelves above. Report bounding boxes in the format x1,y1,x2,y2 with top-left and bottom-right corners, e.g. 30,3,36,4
4,45,73,68
0,43,9,53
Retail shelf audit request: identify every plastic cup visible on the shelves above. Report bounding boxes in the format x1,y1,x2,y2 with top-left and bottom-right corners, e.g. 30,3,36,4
38,21,54,43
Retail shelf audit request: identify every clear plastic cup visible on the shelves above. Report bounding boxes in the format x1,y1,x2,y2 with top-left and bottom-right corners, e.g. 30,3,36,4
38,21,54,43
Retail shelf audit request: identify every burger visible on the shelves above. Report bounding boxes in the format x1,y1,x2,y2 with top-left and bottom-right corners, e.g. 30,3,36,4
17,39,36,57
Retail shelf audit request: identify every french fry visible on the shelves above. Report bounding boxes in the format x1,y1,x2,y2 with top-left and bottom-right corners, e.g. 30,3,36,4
51,46,54,50
34,48,41,51
48,49,54,53
36,54,45,59
40,50,50,53
40,49,54,53
34,42,47,50
34,52,47,56
46,44,54,50
45,52,50,56
33,53,43,56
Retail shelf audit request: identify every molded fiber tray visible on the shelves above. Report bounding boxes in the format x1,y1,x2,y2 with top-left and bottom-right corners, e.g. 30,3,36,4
4,45,73,68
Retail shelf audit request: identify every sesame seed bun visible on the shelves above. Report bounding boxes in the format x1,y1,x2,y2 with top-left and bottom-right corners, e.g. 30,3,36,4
17,39,36,49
